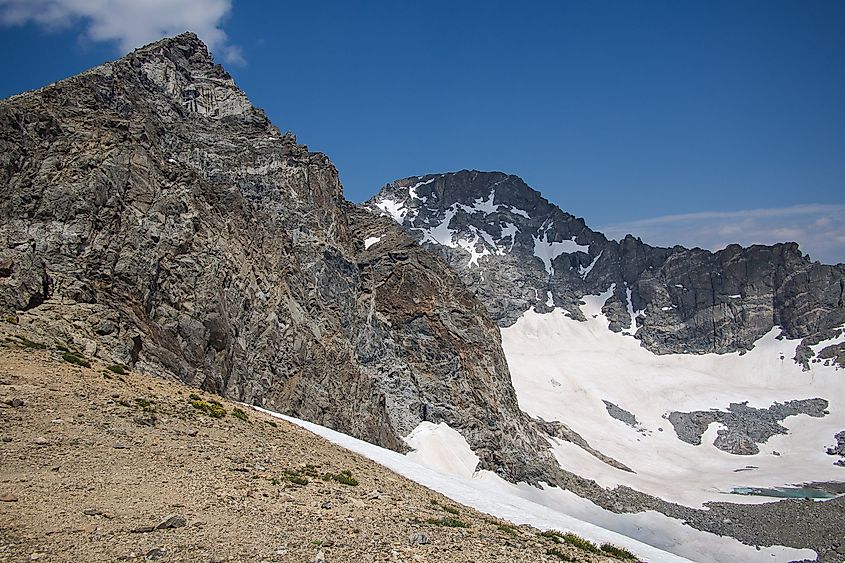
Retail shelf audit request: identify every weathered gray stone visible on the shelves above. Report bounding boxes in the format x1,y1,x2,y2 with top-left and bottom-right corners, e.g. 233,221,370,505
668,399,829,454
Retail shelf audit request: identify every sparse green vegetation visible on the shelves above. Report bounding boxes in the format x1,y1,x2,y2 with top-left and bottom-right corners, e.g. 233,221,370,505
231,407,249,422
62,351,91,368
430,498,458,514
561,533,600,554
325,469,359,486
5,315,18,324
56,344,70,352
190,399,226,418
263,419,278,428
135,398,154,411
600,543,638,560
280,469,309,485
16,336,46,349
540,530,601,555
486,519,519,536
300,464,320,478
189,393,201,401
106,364,128,375
425,516,468,528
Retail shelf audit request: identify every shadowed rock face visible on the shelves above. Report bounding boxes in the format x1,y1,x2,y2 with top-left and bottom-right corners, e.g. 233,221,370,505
365,171,845,366
0,34,555,483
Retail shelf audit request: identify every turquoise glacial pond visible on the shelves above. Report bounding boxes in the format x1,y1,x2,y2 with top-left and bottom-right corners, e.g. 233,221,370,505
731,486,837,499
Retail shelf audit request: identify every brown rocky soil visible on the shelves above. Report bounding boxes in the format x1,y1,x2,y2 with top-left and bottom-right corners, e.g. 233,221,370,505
0,331,630,563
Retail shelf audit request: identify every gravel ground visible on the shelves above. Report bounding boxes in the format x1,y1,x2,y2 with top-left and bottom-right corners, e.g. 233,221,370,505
0,341,632,563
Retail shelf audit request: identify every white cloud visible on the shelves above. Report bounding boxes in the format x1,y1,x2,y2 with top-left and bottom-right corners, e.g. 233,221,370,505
600,204,845,265
0,0,244,64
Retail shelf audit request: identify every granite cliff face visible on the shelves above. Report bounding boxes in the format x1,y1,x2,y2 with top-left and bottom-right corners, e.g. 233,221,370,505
0,35,555,482
365,170,845,367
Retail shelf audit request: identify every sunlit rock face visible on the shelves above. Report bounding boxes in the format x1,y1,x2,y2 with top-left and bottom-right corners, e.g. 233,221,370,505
0,33,557,484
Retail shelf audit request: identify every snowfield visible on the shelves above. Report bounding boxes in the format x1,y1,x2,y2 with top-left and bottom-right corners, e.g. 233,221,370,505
501,289,845,508
256,409,816,563
253,286,843,563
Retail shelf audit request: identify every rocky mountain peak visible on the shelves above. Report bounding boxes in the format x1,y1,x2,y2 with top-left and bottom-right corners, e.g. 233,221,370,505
368,171,845,368
0,36,561,486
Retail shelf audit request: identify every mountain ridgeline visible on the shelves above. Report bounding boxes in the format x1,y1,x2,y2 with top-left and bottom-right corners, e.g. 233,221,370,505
0,34,556,484
365,171,845,368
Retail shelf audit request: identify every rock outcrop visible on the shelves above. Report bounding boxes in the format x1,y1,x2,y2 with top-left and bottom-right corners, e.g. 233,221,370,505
667,399,829,455
0,34,554,483
365,171,845,366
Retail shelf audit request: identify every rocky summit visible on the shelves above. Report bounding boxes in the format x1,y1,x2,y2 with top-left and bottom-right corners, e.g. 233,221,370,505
366,170,845,366
0,33,554,485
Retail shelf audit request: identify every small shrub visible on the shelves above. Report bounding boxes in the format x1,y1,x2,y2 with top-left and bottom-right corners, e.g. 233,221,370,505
102,371,113,380
600,543,638,560
189,393,201,401
561,533,600,554
107,364,127,375
301,464,320,478
5,315,18,324
17,336,46,349
287,474,309,486
62,352,90,368
263,419,278,428
426,516,468,528
190,399,226,418
56,344,70,352
327,469,359,486
231,407,249,422
281,469,310,485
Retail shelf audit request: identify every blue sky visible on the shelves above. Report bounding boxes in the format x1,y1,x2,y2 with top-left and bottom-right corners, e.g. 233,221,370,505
1,0,843,262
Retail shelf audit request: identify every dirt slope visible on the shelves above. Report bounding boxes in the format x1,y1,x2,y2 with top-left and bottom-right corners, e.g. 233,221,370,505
0,332,630,563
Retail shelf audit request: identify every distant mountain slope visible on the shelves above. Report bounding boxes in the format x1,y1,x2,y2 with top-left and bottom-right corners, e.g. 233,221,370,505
365,170,845,367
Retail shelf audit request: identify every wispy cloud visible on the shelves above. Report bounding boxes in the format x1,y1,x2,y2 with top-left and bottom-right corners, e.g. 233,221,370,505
600,204,845,265
0,0,244,64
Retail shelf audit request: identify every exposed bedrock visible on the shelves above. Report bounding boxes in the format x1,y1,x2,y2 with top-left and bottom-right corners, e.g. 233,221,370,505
668,399,829,455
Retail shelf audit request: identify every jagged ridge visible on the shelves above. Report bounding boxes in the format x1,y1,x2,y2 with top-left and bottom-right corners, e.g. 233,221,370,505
365,170,845,367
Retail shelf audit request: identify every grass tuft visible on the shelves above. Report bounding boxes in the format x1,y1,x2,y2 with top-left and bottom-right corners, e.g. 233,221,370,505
190,399,226,418
426,516,468,528
600,543,638,560
106,364,128,375
62,351,91,368
325,469,358,486
231,407,249,422
16,336,46,349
